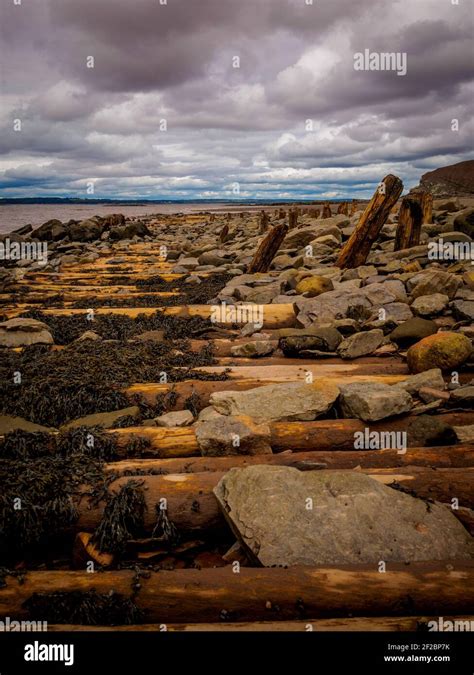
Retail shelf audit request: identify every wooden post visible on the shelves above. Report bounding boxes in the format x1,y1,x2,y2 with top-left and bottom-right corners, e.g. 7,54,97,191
259,210,270,234
337,202,349,216
322,202,332,218
394,196,423,251
219,224,230,243
314,209,320,219
410,189,433,224
248,222,288,273
350,201,359,216
288,208,298,229
336,174,403,268
278,208,286,220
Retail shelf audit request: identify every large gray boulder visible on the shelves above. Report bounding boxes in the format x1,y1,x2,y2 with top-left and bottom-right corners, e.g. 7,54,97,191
213,466,474,566
295,289,372,327
210,381,340,423
339,382,412,421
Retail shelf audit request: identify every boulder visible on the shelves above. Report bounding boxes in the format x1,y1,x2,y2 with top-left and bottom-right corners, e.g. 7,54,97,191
389,317,438,348
295,289,372,327
337,329,384,360
0,317,54,347
210,381,340,423
453,208,474,238
0,415,55,435
69,218,105,242
393,369,445,396
279,327,342,356
339,382,412,422
154,410,194,427
452,300,474,322
109,221,151,241
230,341,275,358
213,466,473,567
295,275,333,297
31,219,67,242
407,332,473,373
411,293,449,317
451,386,474,407
408,270,461,300
195,415,272,456
61,406,140,430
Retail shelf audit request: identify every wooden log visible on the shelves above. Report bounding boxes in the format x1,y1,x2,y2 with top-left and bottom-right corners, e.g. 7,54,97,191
46,615,474,632
105,445,474,476
394,196,423,251
2,563,473,623
78,467,474,533
247,223,289,274
110,413,474,457
337,174,403,268
410,189,433,224
8,304,296,329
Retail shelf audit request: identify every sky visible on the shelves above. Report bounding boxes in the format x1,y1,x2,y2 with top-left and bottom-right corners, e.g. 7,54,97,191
0,0,472,201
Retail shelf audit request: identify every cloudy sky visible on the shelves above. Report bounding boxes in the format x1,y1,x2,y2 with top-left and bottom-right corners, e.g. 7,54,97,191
0,0,472,201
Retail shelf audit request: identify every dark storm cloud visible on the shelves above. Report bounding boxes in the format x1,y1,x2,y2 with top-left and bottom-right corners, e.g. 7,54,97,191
0,0,472,199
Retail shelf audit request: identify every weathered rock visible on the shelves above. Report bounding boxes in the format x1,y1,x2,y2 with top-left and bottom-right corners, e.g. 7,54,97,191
75,330,102,342
339,382,412,422
393,369,445,396
407,415,457,447
453,207,474,238
69,218,105,242
210,381,340,423
450,386,474,407
61,406,140,430
411,293,449,317
337,329,384,360
454,424,474,443
230,341,275,358
280,327,342,356
31,219,67,242
389,317,438,348
0,317,54,347
295,275,333,297
213,466,473,567
408,270,461,300
154,410,194,427
407,332,473,373
109,221,151,241
452,300,474,322
196,415,272,456
0,415,55,435
295,289,372,327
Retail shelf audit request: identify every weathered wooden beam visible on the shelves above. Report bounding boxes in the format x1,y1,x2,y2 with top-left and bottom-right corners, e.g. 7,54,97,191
2,563,473,623
337,175,403,268
46,615,474,632
394,196,423,251
248,223,289,273
105,445,474,476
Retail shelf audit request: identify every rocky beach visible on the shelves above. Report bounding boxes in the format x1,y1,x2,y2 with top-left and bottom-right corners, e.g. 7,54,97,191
0,166,473,632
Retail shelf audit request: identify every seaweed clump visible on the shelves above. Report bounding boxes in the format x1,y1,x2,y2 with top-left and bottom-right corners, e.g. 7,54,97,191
91,480,147,554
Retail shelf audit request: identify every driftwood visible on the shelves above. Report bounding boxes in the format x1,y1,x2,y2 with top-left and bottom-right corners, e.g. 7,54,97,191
2,563,473,623
247,222,289,273
288,208,298,229
337,174,403,268
219,224,230,243
394,196,423,250
258,210,270,234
